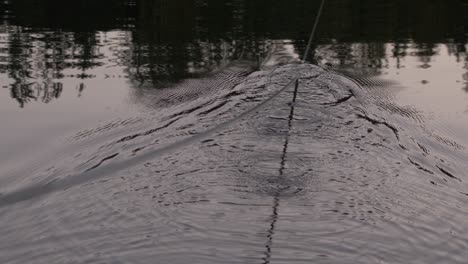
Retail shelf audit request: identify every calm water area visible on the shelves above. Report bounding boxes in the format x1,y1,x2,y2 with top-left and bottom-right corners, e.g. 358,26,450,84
1,1,468,263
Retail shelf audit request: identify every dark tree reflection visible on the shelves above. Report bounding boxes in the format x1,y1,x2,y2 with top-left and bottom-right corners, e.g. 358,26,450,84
1,0,468,107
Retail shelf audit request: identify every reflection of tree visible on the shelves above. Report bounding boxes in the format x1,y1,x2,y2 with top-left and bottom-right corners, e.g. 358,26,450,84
461,2,468,92
72,32,103,73
126,0,275,87
392,41,410,69
413,43,438,69
2,0,468,107
10,82,63,108
2,28,100,107
7,28,35,108
463,51,468,93
2,0,131,107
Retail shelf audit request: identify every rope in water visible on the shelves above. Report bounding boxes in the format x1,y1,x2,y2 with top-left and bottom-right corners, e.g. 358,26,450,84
0,1,328,208
303,0,326,62
263,2,327,263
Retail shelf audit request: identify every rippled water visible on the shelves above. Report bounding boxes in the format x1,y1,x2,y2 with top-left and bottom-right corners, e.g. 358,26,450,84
1,1,468,263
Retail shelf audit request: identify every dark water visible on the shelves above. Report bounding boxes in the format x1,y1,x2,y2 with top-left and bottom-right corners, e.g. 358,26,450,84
1,1,468,263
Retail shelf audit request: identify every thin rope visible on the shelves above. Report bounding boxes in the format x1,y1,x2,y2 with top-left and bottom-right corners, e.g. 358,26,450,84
303,0,326,62
263,2,327,263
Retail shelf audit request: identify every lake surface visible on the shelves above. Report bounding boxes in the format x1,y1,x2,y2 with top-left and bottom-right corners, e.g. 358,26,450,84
1,1,468,263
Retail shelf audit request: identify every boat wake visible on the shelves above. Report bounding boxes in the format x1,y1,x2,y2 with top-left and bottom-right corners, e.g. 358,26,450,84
1,61,468,263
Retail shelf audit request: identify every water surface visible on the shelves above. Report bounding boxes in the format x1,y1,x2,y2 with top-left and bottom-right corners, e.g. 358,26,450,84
1,1,468,263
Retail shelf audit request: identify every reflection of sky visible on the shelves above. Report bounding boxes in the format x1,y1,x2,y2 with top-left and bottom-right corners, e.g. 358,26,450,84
0,30,136,174
384,44,468,114
385,44,468,146
318,42,468,146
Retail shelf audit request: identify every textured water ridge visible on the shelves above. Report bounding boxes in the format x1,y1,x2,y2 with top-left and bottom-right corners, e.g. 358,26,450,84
1,63,468,263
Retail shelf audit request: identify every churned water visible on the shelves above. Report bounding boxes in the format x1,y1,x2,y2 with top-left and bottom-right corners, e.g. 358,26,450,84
1,1,468,263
